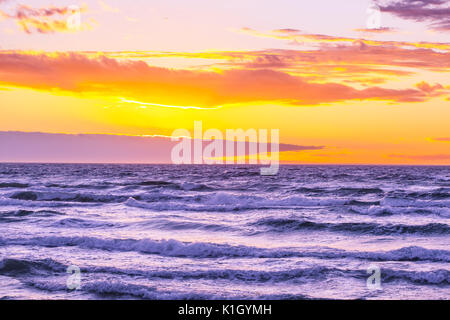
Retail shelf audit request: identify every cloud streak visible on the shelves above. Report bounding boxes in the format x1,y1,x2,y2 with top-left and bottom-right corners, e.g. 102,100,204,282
94,45,449,87
239,27,450,51
0,51,444,108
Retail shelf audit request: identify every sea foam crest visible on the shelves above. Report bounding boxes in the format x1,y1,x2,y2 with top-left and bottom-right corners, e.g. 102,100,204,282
1,236,448,262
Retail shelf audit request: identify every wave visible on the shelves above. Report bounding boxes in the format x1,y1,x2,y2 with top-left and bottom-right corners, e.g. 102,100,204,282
73,266,450,286
138,219,236,232
5,257,448,289
25,280,214,300
205,193,349,207
0,196,103,208
9,189,448,213
124,193,352,212
179,182,215,191
0,209,65,217
1,236,448,262
349,205,450,218
294,187,384,196
6,188,448,215
0,209,65,223
221,170,261,178
8,191,127,203
254,218,450,236
381,197,450,208
383,187,450,201
89,266,335,282
129,180,215,192
0,237,288,258
382,269,450,285
51,218,116,229
22,278,316,299
0,258,66,276
134,180,177,187
45,183,113,190
310,246,450,263
0,182,29,189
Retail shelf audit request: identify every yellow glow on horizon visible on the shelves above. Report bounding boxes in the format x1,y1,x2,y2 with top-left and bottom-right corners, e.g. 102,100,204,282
1,84,449,165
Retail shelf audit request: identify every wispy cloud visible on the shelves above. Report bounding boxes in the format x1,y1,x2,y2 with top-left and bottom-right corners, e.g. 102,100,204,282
98,0,119,13
272,28,302,34
0,3,91,34
239,27,450,51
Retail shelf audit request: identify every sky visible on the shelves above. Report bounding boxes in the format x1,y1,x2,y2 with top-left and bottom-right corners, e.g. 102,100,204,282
0,0,449,164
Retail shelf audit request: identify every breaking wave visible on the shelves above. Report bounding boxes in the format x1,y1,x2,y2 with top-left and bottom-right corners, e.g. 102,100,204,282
1,237,448,262
254,218,450,236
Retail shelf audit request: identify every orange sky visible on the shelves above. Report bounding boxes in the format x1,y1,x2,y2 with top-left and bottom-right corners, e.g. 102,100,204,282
0,0,449,164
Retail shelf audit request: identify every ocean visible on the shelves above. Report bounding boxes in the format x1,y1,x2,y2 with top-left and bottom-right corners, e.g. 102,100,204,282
0,164,448,300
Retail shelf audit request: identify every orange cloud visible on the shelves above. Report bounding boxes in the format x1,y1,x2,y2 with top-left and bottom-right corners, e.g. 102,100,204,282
415,81,444,94
95,45,449,87
91,45,450,72
0,51,443,108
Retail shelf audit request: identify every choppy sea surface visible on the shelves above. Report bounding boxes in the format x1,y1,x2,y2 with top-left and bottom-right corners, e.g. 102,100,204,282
0,164,448,300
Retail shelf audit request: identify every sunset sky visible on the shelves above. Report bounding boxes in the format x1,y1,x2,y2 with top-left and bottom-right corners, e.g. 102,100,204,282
0,0,449,164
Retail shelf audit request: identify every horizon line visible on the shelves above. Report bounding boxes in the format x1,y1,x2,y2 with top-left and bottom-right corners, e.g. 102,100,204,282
1,162,449,167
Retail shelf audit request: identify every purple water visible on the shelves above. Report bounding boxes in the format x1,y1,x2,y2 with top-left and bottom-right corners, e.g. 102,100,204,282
0,164,449,299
